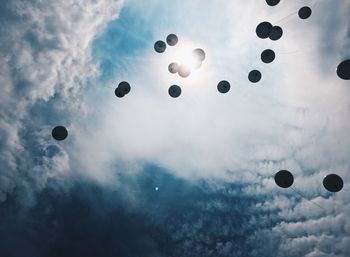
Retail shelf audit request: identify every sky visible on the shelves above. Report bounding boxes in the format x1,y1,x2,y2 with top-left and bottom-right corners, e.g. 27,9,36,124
0,0,349,256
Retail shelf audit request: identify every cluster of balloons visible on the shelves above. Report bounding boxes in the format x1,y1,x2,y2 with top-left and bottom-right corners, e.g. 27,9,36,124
274,170,344,193
251,3,314,84
252,18,282,84
114,81,131,98
154,34,207,98
265,1,350,81
168,48,206,79
154,34,179,53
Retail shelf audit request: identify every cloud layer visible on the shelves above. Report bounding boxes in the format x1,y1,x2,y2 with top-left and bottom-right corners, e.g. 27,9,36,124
0,0,349,256
76,0,350,256
0,0,123,204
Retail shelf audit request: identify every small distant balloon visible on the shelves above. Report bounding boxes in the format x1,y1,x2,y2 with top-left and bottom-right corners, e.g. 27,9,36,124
256,22,273,39
274,170,294,188
168,85,182,98
166,34,178,46
266,0,280,6
337,60,350,80
168,62,179,74
261,49,275,64
298,6,312,20
178,65,191,78
323,174,344,192
114,87,125,98
192,48,206,62
154,40,166,53
248,70,262,83
52,126,68,141
269,26,283,41
118,81,131,94
217,80,231,94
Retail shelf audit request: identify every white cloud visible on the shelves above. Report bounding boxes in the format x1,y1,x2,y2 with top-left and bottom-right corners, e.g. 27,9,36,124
0,0,123,204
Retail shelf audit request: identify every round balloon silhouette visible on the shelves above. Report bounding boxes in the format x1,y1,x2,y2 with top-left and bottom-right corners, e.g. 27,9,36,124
275,170,294,188
298,6,312,19
248,70,262,83
261,49,275,63
118,81,131,94
256,22,273,39
178,65,191,78
168,85,182,98
192,48,206,62
166,34,178,46
114,87,125,98
269,26,283,41
337,60,350,80
323,174,344,192
266,0,280,6
52,126,68,141
168,62,179,74
217,80,231,94
154,40,166,53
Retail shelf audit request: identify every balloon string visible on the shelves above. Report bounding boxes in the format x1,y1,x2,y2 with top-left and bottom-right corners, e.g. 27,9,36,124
273,11,297,26
291,187,326,211
273,0,321,26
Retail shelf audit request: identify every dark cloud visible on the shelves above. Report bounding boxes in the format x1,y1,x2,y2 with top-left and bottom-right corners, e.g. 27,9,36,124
0,167,283,257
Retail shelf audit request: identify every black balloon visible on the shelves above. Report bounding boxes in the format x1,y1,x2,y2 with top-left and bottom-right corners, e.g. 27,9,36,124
52,126,68,141
192,48,206,62
298,6,312,19
168,62,179,74
269,26,283,41
118,81,131,94
266,0,280,6
217,80,231,94
261,49,276,63
166,34,178,46
323,174,344,192
248,70,262,83
337,60,350,80
168,85,182,98
256,22,273,39
114,87,125,98
178,65,191,78
154,40,166,53
275,170,294,188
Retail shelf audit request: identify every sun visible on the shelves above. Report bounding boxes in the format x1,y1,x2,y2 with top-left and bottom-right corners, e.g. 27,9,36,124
172,46,202,70
163,39,207,79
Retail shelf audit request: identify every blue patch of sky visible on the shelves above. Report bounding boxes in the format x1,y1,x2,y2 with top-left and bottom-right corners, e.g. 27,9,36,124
91,6,153,83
